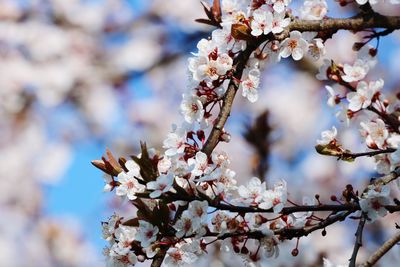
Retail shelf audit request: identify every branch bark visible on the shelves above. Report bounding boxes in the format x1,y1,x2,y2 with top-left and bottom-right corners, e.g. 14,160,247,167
360,231,400,267
349,214,367,267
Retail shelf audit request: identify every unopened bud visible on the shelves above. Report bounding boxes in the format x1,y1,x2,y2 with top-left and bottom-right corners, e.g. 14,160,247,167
330,195,337,201
220,132,231,143
322,229,327,236
369,48,377,57
291,248,299,257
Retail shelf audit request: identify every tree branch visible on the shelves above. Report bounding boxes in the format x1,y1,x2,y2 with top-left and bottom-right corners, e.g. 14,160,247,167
360,231,400,267
349,214,367,267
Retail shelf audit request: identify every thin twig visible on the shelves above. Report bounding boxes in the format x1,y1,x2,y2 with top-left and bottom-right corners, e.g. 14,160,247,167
349,214,367,267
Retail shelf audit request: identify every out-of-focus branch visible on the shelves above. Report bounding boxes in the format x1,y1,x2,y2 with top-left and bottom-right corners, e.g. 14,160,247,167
374,167,400,186
243,110,272,181
360,231,400,267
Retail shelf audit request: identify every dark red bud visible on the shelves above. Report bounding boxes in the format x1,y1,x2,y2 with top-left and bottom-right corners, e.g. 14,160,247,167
291,248,299,257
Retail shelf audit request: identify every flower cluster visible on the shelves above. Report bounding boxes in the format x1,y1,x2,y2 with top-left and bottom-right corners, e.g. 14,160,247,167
94,0,400,266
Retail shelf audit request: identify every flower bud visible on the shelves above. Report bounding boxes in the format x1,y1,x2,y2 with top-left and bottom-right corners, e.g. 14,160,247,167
291,248,299,257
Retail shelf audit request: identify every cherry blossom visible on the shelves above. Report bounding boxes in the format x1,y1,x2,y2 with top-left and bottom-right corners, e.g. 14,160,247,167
341,59,369,83
325,85,341,107
316,126,337,145
260,229,280,258
173,211,201,238
240,68,261,103
300,0,328,20
188,151,211,177
359,184,391,222
267,0,291,13
250,8,273,37
280,31,308,61
116,171,146,200
238,177,267,206
347,80,383,111
146,173,174,198
360,119,389,149
111,225,137,255
180,94,205,124
270,11,291,34
188,200,209,221
94,1,400,266
135,221,159,248
163,125,187,157
164,246,197,267
316,59,332,80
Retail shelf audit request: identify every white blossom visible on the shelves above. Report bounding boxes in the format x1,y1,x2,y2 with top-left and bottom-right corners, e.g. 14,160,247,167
163,125,187,157
300,0,328,20
347,80,383,111
341,59,369,83
325,85,340,107
116,171,146,200
240,68,260,103
267,0,291,13
173,211,201,238
112,225,137,255
317,126,337,145
188,151,211,177
280,31,308,61
180,94,205,124
360,184,391,222
250,8,273,37
360,119,388,149
146,173,174,198
135,221,159,248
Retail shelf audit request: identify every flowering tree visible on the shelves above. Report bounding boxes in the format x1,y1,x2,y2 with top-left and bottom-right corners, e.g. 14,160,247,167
93,1,400,266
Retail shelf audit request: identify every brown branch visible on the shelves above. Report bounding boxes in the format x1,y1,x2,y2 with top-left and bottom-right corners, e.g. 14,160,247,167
374,167,400,186
150,248,168,267
135,192,400,214
360,231,400,267
349,214,367,267
287,15,400,33
202,42,259,155
202,210,353,241
341,148,396,160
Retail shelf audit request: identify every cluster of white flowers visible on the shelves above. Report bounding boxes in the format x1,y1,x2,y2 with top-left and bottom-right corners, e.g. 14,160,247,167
100,0,400,266
359,184,391,222
318,44,400,178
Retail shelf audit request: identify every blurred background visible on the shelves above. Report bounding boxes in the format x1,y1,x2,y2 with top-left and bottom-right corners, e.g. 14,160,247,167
0,0,399,266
